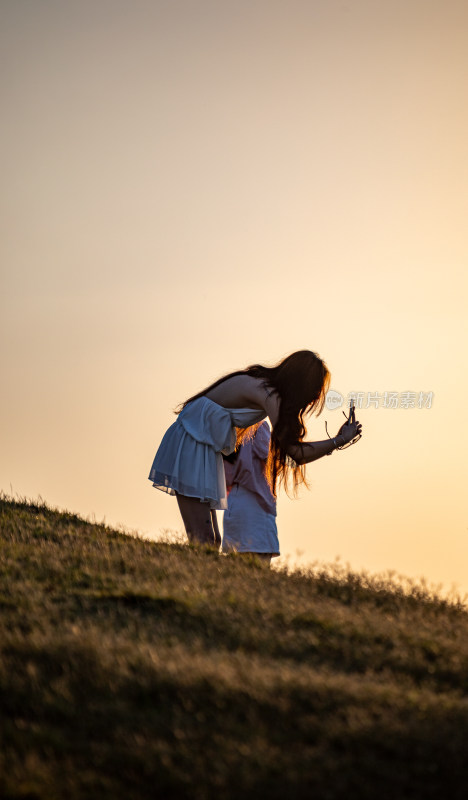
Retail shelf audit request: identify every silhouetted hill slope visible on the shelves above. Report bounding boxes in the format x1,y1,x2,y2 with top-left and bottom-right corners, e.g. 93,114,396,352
1,495,468,799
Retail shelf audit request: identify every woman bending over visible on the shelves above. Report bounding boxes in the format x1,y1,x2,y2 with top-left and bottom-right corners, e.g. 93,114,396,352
148,350,362,545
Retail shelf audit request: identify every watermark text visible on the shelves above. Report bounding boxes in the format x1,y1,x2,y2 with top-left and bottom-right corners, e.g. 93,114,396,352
325,390,434,411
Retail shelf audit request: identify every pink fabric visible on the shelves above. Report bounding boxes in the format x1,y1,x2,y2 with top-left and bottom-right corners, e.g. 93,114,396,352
224,422,276,516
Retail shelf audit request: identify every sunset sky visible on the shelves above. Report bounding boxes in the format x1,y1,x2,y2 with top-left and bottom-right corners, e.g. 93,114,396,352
2,0,467,593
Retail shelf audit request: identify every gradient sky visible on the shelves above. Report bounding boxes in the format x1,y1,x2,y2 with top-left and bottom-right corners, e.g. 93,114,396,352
2,0,467,593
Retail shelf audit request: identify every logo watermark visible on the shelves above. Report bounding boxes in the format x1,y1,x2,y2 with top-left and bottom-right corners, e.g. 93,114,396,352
325,390,434,411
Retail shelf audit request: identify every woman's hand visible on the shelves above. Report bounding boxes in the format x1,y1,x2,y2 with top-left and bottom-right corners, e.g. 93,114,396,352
336,417,362,445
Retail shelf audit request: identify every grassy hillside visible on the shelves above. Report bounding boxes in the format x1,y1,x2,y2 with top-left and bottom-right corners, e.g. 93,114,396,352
1,495,468,799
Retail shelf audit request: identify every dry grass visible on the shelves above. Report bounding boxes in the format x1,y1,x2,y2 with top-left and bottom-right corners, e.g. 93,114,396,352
1,494,468,799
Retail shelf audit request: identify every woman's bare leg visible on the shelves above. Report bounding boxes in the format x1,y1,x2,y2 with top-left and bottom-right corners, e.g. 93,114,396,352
176,494,217,546
211,510,221,547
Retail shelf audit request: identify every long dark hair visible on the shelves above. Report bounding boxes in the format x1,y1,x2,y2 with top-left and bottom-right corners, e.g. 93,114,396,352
178,350,330,496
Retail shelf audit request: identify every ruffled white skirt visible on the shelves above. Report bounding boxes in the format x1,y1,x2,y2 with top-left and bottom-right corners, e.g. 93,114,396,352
149,397,237,510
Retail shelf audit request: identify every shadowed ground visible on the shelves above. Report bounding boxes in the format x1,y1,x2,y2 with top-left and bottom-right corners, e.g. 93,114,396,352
1,495,468,799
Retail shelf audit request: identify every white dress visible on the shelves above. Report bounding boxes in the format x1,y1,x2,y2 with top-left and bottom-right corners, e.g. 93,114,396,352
222,421,279,556
148,397,266,510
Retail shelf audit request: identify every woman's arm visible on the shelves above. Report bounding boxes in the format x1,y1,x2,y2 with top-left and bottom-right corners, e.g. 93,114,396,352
258,385,361,464
288,436,345,464
286,419,361,464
